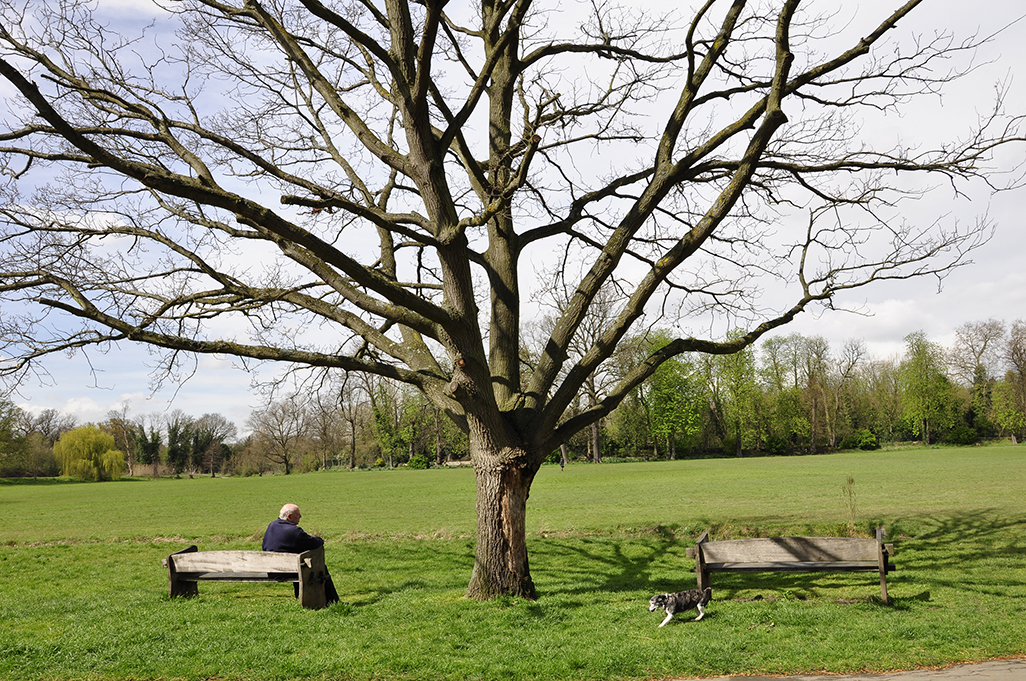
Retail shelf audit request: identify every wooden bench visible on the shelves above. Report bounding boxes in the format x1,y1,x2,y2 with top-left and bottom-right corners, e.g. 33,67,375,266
162,545,329,609
685,527,896,603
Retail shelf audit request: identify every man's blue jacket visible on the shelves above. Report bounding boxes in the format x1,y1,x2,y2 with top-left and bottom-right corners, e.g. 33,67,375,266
262,518,325,553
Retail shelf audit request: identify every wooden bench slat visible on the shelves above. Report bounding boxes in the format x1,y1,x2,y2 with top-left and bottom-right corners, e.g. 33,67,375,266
704,560,885,572
170,551,302,573
701,537,878,563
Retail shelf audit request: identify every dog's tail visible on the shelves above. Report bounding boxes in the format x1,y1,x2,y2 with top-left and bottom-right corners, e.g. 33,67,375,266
701,587,712,605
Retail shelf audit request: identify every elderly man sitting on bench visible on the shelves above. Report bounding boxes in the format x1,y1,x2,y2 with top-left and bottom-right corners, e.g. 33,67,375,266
263,503,340,605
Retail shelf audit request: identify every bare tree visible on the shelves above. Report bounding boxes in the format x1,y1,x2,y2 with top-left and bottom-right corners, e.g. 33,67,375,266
337,373,369,470
16,408,77,449
1006,320,1026,381
947,319,1006,387
104,402,136,477
248,396,309,475
309,387,346,470
536,271,623,463
1,0,1023,598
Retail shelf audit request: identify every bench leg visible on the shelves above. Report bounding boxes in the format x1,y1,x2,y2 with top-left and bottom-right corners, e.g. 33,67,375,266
298,554,327,610
169,574,199,599
697,568,710,592
876,527,890,604
165,545,199,599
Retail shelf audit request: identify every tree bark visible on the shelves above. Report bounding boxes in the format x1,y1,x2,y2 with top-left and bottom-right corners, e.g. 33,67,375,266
465,445,538,599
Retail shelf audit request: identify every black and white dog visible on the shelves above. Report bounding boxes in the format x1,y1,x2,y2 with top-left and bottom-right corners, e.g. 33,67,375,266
648,587,712,627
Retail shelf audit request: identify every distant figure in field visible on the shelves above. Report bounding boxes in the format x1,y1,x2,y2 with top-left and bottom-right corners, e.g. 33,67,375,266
263,503,339,605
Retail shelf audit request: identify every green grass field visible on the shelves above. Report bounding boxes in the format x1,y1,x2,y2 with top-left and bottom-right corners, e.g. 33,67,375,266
2,445,1025,680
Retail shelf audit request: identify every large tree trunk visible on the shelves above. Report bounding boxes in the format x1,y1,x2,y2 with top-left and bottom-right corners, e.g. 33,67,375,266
465,442,538,600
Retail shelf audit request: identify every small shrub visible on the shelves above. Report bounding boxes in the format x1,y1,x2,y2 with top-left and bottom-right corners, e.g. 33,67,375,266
407,453,430,469
946,425,978,445
840,429,879,451
764,433,791,456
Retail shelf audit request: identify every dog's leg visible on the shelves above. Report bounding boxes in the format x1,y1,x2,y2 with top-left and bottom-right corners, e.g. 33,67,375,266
659,611,674,627
694,603,705,621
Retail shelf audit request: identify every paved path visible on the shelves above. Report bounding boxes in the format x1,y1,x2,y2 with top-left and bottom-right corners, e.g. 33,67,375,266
680,658,1026,680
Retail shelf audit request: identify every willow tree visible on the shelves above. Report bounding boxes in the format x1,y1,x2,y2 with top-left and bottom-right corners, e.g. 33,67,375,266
0,0,1021,598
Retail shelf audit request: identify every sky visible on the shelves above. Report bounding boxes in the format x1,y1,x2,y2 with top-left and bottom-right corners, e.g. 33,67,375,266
5,0,1026,432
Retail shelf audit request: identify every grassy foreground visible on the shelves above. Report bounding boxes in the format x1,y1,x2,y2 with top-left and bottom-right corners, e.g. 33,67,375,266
2,446,1025,680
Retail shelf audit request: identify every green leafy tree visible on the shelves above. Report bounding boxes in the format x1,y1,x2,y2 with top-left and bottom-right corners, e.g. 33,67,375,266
862,358,906,443
164,411,194,475
760,335,809,454
1,0,1019,599
134,418,163,478
191,413,238,477
0,399,26,476
992,377,1026,441
648,352,701,460
708,333,761,456
899,331,955,444
994,320,1026,443
53,424,124,481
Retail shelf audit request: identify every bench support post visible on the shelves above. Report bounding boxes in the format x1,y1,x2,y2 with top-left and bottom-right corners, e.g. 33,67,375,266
876,526,890,605
297,548,328,610
694,531,710,592
165,545,199,600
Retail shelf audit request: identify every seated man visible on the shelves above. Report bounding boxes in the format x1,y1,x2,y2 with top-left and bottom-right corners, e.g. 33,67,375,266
262,503,339,605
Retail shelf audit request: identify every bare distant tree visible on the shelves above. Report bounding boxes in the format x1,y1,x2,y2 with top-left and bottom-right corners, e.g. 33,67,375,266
1006,321,1026,381
1,0,1023,598
336,372,369,470
248,397,309,475
16,408,76,449
104,402,136,476
308,384,346,470
947,319,1006,387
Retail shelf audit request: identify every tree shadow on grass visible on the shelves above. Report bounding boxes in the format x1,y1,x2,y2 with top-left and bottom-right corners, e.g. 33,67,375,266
890,509,1026,569
528,534,689,602
338,539,473,607
884,509,1026,600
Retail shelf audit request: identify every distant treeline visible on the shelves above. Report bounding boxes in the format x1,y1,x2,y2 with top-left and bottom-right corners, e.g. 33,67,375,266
2,319,1024,478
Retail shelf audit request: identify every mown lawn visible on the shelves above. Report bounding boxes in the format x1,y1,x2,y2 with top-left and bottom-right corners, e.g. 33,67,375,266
2,445,1025,680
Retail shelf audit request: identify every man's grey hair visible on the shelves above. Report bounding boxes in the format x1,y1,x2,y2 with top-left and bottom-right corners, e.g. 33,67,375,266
279,503,299,520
